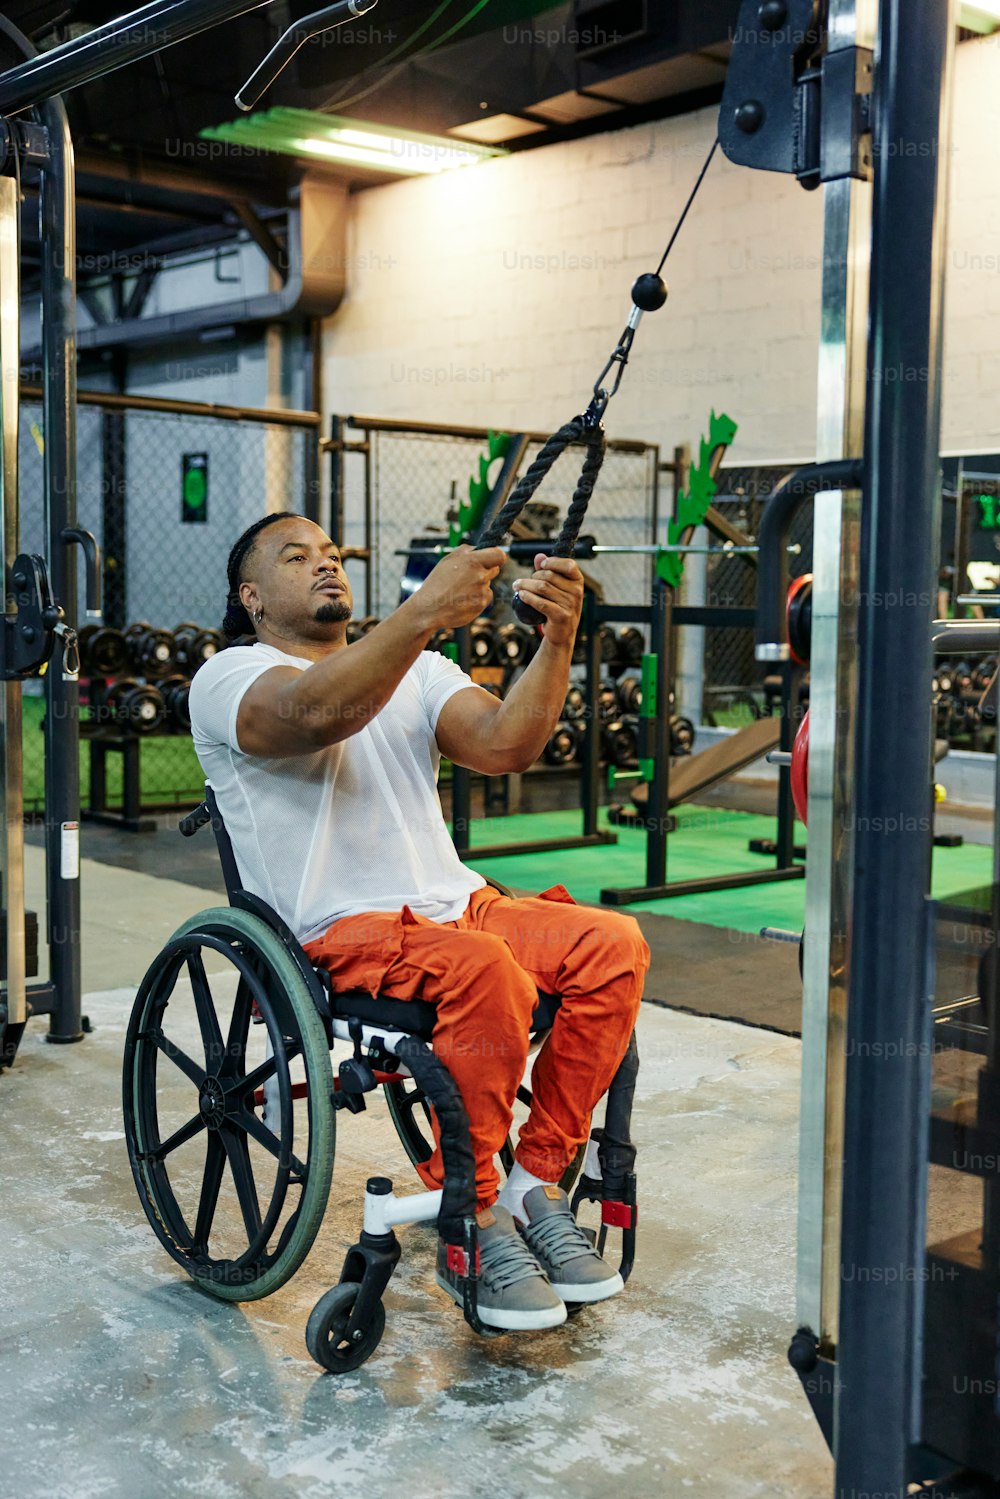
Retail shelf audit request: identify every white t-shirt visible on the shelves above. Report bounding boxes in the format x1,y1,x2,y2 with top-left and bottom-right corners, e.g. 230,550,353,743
188,642,486,942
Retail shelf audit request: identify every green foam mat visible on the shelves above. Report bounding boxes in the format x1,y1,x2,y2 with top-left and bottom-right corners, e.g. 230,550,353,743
466,806,994,936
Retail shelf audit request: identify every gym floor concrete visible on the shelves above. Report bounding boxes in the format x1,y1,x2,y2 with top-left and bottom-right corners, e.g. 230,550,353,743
3,838,834,1498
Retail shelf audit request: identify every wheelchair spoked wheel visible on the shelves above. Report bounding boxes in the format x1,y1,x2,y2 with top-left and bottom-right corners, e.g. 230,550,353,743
382,1075,434,1167
123,907,335,1302
383,1077,585,1193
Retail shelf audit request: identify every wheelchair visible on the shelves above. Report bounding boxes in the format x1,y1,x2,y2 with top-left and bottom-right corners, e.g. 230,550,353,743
122,786,639,1372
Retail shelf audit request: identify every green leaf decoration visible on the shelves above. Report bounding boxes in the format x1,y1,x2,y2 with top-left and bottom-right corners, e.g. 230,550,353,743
449,430,513,546
657,410,738,587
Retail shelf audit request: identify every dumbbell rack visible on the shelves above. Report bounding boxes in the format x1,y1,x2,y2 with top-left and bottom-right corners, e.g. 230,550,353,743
79,718,157,833
448,590,618,861
600,575,806,905
75,621,220,832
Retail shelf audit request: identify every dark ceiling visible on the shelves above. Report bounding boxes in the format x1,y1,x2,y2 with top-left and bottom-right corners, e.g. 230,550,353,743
1,0,742,292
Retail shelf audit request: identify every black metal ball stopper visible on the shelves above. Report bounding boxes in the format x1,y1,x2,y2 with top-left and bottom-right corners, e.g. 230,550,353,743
631,272,668,312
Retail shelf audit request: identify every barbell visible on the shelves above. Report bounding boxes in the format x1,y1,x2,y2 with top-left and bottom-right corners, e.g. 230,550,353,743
397,539,802,562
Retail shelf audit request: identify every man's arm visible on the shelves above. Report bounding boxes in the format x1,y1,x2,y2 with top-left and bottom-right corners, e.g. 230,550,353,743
237,547,505,756
435,556,584,775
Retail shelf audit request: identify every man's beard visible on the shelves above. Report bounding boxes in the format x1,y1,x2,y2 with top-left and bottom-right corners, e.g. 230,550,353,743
314,599,352,624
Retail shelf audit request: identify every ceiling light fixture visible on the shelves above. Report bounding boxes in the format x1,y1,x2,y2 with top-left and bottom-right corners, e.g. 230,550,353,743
201,107,505,176
958,1,1000,32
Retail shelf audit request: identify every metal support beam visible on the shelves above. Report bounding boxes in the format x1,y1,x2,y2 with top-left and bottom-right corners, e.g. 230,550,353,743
40,92,84,1045
232,202,287,279
0,173,25,1039
0,0,272,116
123,265,160,321
834,1,955,1491
796,0,877,1362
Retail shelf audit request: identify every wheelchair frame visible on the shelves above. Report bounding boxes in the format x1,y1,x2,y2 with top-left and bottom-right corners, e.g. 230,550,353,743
122,785,638,1372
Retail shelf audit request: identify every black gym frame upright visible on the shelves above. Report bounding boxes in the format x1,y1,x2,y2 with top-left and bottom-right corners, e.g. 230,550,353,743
0,0,363,1075
723,1,980,1496
832,1,953,1489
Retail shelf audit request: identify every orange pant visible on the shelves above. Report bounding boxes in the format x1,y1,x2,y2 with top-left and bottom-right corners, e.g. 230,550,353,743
304,884,650,1208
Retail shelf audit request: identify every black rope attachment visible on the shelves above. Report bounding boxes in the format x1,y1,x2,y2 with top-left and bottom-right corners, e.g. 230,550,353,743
477,417,607,627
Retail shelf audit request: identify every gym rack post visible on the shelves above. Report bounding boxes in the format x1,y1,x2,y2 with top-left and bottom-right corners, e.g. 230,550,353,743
0,21,101,1065
721,2,983,1493
597,578,806,905
0,0,368,1072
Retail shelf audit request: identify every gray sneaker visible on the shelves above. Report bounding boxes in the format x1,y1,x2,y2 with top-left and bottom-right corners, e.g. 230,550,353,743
517,1185,625,1304
435,1204,567,1331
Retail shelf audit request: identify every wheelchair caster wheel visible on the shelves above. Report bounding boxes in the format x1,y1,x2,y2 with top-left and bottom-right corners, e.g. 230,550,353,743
306,1283,385,1373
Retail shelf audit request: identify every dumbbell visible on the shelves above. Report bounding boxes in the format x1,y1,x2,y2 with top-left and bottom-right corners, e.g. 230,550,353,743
497,623,532,668
597,625,621,670
78,624,128,678
564,684,587,719
160,675,192,732
972,657,998,693
543,721,580,767
173,622,223,676
618,627,644,668
617,677,642,714
470,620,498,665
598,683,619,720
571,626,622,670
934,702,952,739
571,626,587,666
345,614,381,644
943,696,968,741
124,621,178,679
670,715,695,756
95,677,166,734
602,717,638,767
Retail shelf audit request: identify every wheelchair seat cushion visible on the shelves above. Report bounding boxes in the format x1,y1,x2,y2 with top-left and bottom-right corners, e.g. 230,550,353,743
328,988,438,1040
322,983,561,1044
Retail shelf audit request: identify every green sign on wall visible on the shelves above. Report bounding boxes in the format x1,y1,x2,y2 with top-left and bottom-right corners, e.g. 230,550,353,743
976,492,1000,532
182,453,208,524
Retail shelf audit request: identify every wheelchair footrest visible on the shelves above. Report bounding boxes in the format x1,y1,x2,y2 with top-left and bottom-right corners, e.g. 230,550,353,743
446,1242,481,1277
601,1199,637,1230
570,1167,638,1285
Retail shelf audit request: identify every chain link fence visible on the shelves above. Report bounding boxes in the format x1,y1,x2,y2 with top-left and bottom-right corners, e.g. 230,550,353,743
332,415,661,628
18,390,320,814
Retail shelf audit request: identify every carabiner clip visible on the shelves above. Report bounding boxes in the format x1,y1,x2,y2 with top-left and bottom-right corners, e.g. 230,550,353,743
586,322,637,427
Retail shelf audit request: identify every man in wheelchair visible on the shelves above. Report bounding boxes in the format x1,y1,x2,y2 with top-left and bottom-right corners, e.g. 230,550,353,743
188,511,650,1333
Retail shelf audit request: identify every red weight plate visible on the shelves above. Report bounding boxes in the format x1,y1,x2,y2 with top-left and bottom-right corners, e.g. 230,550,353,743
790,709,809,827
786,573,813,667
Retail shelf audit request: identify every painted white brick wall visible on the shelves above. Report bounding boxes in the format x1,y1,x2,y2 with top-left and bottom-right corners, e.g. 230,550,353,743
323,34,1000,464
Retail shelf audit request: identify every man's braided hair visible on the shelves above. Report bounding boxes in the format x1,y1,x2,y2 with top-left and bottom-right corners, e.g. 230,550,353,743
222,511,300,644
